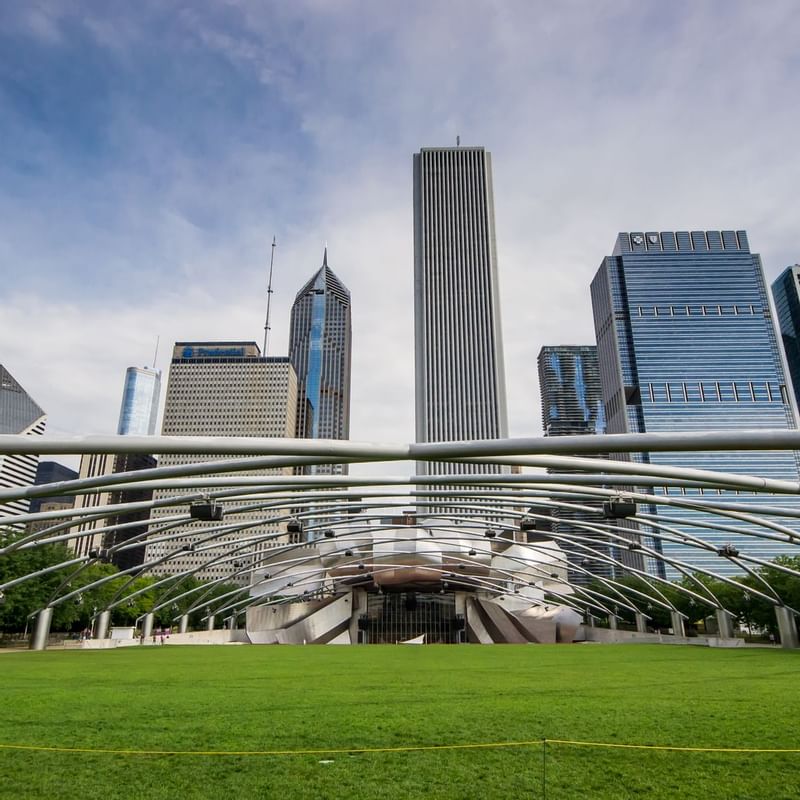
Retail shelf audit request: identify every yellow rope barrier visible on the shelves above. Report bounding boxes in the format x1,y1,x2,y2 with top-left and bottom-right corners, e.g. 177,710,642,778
1,738,799,757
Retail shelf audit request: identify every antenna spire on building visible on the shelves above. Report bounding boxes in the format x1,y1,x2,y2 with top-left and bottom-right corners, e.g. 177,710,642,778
323,242,328,268
151,336,160,370
262,236,277,357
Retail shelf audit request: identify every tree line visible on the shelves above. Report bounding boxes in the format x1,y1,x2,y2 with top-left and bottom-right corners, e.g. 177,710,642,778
583,556,800,636
0,529,242,634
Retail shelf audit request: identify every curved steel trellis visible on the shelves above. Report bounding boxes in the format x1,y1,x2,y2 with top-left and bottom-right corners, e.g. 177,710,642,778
0,430,798,647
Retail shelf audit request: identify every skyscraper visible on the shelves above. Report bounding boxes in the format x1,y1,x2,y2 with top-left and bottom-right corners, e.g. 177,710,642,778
289,249,352,471
66,366,161,559
117,366,161,435
69,452,155,567
771,265,800,414
145,342,297,583
28,461,78,515
591,230,800,576
0,365,46,520
413,146,508,478
537,346,611,580
538,346,605,437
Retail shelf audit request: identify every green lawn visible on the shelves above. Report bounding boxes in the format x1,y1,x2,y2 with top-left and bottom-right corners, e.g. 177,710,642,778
1,644,798,799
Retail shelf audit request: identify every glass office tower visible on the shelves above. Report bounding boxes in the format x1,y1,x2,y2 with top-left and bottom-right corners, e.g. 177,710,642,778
117,366,161,435
771,265,800,413
591,230,800,577
289,249,352,475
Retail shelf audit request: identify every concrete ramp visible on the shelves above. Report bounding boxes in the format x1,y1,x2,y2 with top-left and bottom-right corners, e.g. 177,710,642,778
466,597,494,643
476,599,529,643
511,614,557,644
248,594,353,644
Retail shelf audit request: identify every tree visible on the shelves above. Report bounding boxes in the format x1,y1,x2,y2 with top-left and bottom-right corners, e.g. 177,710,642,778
0,528,79,633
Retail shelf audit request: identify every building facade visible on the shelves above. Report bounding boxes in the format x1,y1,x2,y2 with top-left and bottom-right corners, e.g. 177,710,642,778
28,461,78,515
538,346,605,437
590,230,800,576
117,366,161,435
537,346,613,580
69,453,156,569
145,342,297,583
771,265,800,415
0,365,46,521
413,146,508,480
289,249,352,472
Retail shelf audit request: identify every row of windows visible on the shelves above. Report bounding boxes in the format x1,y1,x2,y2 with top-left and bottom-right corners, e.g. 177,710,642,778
641,381,788,404
635,304,758,317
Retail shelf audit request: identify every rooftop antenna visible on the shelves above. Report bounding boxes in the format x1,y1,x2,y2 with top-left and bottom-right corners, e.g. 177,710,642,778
151,336,160,370
456,135,460,146
262,236,277,357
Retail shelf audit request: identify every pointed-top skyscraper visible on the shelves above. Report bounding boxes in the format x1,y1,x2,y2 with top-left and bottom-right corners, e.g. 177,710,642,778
0,365,47,519
289,248,352,472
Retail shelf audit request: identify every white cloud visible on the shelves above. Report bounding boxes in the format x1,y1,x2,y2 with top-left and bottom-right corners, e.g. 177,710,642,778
2,0,800,470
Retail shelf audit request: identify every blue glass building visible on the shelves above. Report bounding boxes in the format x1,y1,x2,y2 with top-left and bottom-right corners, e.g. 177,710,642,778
117,366,161,436
771,265,800,414
591,231,800,577
289,249,352,473
538,346,605,437
537,346,613,580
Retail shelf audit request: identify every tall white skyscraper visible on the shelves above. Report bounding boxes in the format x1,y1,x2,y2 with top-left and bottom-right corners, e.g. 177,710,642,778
145,342,298,583
0,365,46,520
413,146,508,477
117,366,161,435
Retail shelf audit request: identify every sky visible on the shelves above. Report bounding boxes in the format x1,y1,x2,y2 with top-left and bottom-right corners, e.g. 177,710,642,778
2,1,799,474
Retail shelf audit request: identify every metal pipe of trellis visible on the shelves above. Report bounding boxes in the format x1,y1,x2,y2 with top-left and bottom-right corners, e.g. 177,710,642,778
547,515,793,611
4,428,800,457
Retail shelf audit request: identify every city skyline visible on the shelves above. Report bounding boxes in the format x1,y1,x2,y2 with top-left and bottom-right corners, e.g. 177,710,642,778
1,3,799,472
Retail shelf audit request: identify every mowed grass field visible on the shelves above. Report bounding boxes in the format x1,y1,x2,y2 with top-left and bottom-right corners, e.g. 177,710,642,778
1,644,799,799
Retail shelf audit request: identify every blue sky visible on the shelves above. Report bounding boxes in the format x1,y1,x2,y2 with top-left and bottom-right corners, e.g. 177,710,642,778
2,1,799,463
